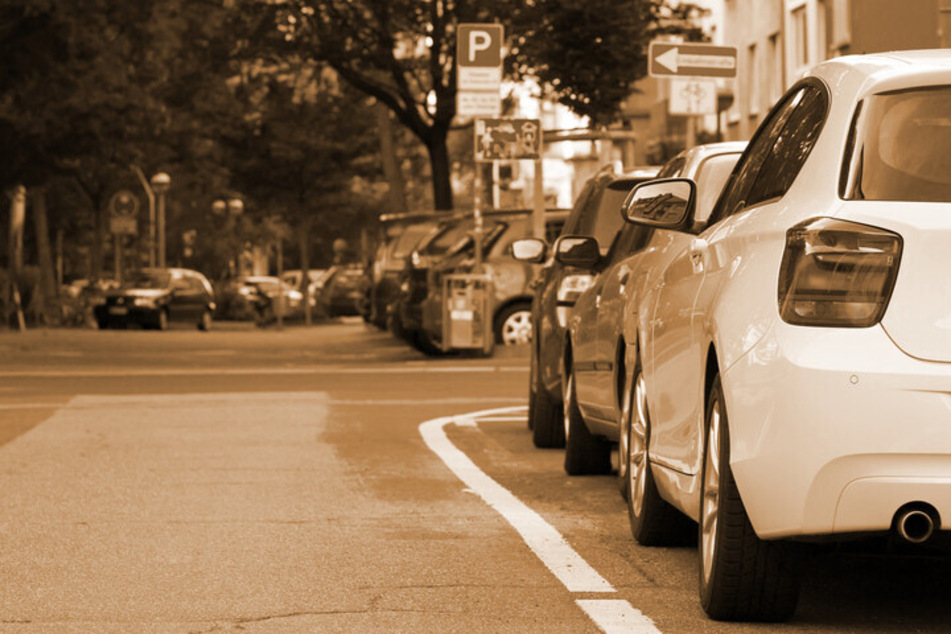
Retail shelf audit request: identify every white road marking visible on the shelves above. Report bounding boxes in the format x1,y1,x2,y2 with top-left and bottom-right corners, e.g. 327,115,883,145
420,407,613,593
577,600,661,634
0,365,528,379
420,406,662,633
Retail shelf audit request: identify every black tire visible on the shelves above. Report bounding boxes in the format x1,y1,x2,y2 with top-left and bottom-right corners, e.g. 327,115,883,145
494,302,533,346
198,310,212,332
96,318,109,330
528,345,565,446
622,358,695,545
699,374,800,622
156,309,169,331
563,371,612,475
410,330,443,356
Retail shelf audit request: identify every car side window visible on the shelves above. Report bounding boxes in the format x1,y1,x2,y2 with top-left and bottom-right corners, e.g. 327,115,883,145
708,83,812,225
745,85,828,207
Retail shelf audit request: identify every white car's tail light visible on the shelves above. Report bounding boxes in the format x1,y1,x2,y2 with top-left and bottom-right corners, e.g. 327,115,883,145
778,218,902,327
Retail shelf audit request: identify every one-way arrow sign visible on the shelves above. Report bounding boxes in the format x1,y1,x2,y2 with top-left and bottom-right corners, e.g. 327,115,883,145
649,42,737,79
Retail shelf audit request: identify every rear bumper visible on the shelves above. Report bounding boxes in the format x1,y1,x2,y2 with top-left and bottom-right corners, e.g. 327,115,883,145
724,322,951,539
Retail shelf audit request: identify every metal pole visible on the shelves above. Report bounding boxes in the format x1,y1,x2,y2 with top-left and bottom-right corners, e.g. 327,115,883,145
131,166,156,267
533,158,545,241
473,164,484,273
276,238,284,331
156,192,166,268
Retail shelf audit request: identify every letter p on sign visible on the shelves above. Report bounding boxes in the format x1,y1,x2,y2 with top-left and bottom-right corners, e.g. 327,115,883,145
457,24,503,67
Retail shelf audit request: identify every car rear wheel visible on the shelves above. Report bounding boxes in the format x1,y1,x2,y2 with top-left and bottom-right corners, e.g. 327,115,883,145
156,309,169,331
495,303,532,346
563,371,611,476
529,343,564,445
699,374,800,621
198,310,212,331
623,359,695,545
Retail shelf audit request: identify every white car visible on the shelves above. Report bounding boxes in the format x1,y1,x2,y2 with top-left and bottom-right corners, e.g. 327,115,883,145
621,50,951,621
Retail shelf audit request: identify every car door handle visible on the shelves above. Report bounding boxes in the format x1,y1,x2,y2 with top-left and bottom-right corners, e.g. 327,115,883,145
689,238,709,274
619,271,630,286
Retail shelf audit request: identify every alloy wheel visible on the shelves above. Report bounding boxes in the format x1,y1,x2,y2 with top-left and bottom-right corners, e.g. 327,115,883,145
700,398,722,585
500,309,533,345
628,372,650,518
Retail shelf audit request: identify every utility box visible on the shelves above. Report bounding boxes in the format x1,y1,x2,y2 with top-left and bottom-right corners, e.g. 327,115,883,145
442,274,494,354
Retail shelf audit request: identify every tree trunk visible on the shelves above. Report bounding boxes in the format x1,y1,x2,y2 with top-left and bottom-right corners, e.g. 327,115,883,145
30,187,60,325
299,217,312,326
427,129,454,211
377,105,407,215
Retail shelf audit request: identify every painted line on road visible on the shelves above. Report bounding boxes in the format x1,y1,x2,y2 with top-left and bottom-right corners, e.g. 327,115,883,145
419,406,661,634
0,365,529,379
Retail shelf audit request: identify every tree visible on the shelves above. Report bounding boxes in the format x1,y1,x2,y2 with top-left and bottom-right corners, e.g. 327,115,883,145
224,60,382,320
231,0,707,211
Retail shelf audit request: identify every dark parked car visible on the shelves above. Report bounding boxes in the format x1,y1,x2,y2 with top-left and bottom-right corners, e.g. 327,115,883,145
511,166,659,448
365,214,444,329
417,208,568,353
94,267,216,331
392,214,472,342
317,264,370,317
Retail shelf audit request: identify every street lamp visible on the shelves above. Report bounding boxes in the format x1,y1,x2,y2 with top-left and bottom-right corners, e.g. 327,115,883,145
213,197,245,276
150,172,171,268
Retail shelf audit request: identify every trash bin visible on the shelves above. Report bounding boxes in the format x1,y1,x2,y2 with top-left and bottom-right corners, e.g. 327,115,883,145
442,274,494,355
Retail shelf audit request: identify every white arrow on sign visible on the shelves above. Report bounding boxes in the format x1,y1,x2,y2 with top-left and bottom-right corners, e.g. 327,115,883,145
654,47,736,74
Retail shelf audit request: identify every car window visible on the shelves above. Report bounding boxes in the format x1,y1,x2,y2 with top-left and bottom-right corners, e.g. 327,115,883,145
657,156,686,178
709,83,815,225
841,85,951,202
694,152,744,222
561,180,597,235
605,224,653,264
745,85,828,207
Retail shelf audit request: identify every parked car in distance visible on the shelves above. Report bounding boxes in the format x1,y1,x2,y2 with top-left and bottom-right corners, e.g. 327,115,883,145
281,269,328,306
365,213,446,329
616,51,951,621
511,166,659,448
418,208,568,352
216,275,304,320
560,143,744,491
393,214,472,345
94,267,216,331
317,263,370,318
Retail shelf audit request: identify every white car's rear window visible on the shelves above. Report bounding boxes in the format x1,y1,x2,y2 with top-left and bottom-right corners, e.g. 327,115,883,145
842,86,951,202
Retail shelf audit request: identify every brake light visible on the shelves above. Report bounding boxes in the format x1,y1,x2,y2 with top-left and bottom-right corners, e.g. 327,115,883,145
778,218,902,327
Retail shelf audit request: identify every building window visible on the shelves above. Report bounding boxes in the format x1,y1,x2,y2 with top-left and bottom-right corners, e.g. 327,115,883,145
768,33,783,106
748,43,759,116
791,5,809,73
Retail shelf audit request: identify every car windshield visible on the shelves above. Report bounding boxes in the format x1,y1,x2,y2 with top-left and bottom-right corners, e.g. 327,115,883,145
586,183,638,254
391,223,437,259
842,86,951,202
125,270,171,289
420,220,472,256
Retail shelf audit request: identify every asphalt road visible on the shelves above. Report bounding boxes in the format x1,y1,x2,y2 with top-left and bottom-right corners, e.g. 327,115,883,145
1,321,950,633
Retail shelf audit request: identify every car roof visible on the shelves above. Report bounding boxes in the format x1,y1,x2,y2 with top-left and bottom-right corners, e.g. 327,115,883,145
810,49,951,96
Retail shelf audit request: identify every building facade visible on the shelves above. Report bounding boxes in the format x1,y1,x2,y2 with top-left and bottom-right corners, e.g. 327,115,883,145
721,0,951,142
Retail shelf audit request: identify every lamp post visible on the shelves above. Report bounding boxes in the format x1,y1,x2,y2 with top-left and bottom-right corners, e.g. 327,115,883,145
150,172,171,268
213,197,244,277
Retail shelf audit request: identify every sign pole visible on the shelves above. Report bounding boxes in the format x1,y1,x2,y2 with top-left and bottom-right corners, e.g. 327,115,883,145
533,158,545,241
473,164,484,273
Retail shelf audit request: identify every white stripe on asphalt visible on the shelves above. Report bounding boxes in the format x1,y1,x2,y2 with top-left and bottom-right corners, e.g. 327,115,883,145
0,365,528,379
420,406,662,633
420,406,613,593
577,600,661,634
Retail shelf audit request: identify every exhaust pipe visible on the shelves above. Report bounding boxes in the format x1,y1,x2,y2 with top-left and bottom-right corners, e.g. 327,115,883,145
895,508,937,544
